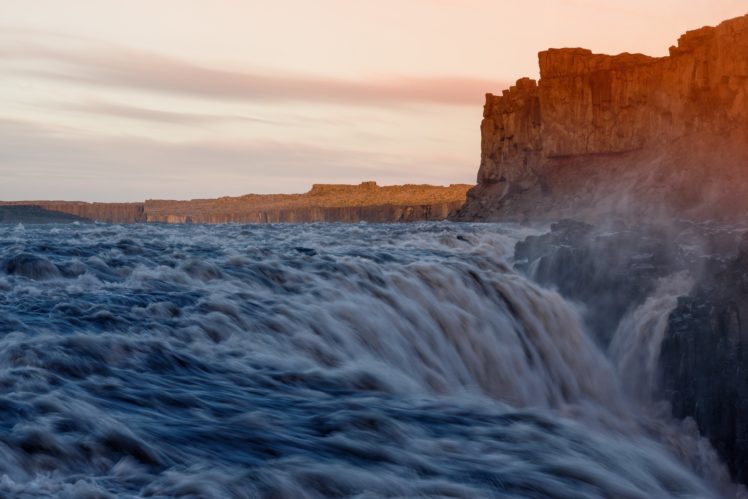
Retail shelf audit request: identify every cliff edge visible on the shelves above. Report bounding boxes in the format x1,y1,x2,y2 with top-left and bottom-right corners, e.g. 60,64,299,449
145,182,469,224
1,183,469,224
453,14,748,222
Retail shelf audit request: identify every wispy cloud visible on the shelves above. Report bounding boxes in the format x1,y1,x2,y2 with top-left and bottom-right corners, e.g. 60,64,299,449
1,36,504,107
55,100,282,126
0,119,468,201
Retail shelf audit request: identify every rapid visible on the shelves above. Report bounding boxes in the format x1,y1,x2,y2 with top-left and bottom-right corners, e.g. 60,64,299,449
0,222,734,498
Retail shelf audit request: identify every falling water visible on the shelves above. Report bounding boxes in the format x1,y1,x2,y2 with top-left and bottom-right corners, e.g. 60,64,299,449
0,222,733,497
610,271,695,402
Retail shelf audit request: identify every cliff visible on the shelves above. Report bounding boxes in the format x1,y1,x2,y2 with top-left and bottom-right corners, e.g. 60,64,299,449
1,183,469,224
660,233,748,484
454,13,748,221
511,220,748,485
0,201,146,224
145,182,468,223
0,205,92,224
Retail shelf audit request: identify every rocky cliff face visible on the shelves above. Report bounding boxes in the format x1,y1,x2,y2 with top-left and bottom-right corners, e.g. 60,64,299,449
514,220,685,346
144,204,460,224
660,233,748,483
1,183,468,224
512,220,748,485
0,201,146,224
0,206,92,224
144,182,468,224
455,14,748,222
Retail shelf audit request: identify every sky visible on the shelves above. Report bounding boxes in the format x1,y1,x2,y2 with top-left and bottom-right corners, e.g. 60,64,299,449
1,0,745,201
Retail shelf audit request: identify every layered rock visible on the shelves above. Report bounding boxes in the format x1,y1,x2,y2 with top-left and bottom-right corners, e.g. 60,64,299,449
660,233,748,483
0,201,146,224
454,14,748,221
514,220,685,346
1,183,469,224
512,220,748,485
0,205,92,224
144,182,468,224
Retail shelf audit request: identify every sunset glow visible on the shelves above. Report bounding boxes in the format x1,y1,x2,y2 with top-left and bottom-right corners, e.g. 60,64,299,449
1,0,745,200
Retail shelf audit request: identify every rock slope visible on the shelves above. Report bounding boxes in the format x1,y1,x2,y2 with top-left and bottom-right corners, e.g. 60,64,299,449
454,14,748,222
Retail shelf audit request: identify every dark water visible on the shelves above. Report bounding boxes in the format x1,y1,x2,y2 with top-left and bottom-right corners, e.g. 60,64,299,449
0,222,730,497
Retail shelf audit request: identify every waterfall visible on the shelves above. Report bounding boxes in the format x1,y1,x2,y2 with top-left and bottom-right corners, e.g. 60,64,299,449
0,222,729,497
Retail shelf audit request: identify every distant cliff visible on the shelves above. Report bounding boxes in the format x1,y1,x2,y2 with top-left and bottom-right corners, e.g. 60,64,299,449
0,201,146,224
1,183,469,224
453,14,748,222
145,182,468,223
0,206,92,224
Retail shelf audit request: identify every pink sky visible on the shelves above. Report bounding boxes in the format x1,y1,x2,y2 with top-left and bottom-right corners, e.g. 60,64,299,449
1,0,745,201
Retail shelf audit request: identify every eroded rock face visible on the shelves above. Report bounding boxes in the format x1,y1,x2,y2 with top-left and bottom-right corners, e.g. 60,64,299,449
0,202,146,224
143,182,469,224
514,220,685,346
478,77,542,187
1,183,469,224
660,232,748,484
0,206,92,224
513,220,748,485
455,14,748,222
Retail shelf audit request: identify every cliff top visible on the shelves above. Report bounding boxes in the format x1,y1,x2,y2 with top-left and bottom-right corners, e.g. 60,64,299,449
144,182,471,216
456,11,748,223
535,13,748,78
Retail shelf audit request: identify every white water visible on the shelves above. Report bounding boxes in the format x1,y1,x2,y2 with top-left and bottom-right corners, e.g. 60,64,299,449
0,222,736,497
610,271,695,402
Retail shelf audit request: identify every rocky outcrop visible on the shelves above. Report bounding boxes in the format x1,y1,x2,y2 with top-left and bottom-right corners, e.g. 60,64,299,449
514,220,684,345
476,77,542,188
513,220,748,484
482,18,748,482
1,183,469,224
454,14,748,222
660,232,748,484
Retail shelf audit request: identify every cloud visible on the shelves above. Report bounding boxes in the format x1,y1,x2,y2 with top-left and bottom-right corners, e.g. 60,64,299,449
0,36,505,107
0,119,469,201
56,100,282,126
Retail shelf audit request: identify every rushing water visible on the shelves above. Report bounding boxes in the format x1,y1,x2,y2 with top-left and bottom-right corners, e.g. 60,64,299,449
0,222,731,498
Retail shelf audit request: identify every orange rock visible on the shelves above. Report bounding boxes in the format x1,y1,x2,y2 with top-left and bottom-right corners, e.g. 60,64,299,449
456,14,748,222
1,182,470,224
144,182,470,224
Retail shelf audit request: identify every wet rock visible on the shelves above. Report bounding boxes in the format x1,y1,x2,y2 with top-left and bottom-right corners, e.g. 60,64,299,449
515,220,748,484
659,231,748,483
514,220,682,345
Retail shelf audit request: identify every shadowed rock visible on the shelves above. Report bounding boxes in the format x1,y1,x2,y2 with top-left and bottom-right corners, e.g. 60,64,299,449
513,220,748,485
660,231,748,484
0,205,92,224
